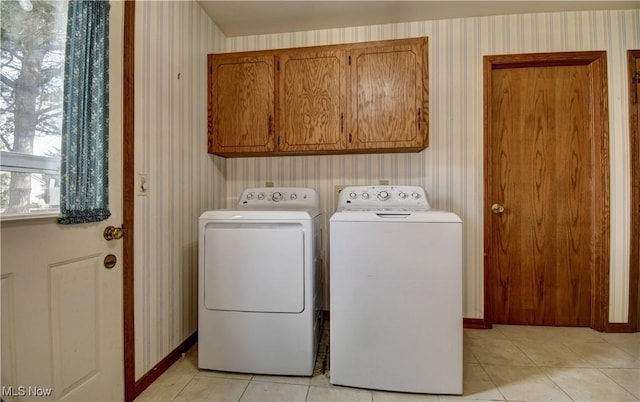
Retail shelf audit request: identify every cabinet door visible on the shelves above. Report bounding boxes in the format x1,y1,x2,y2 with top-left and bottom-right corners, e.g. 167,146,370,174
348,39,427,151
208,54,275,155
279,50,346,153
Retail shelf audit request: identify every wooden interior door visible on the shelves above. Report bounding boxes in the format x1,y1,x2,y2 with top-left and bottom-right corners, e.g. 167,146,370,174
484,52,609,328
278,49,346,153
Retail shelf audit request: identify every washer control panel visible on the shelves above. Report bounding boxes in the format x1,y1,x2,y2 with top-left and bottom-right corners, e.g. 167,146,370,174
337,185,431,211
238,187,319,208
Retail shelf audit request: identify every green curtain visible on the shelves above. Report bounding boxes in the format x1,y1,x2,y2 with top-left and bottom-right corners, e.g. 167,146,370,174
58,0,111,224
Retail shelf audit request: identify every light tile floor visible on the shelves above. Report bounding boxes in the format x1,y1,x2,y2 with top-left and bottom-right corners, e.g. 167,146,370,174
135,322,640,401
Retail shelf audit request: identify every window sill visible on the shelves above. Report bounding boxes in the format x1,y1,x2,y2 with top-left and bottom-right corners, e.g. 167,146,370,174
0,212,60,223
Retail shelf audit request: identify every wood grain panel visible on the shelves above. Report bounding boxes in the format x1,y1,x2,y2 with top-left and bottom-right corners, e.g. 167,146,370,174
485,52,609,327
349,39,427,150
209,54,275,154
279,50,346,152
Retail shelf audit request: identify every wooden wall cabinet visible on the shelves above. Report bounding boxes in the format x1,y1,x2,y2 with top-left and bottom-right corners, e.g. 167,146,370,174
208,37,428,157
278,49,347,153
208,54,276,155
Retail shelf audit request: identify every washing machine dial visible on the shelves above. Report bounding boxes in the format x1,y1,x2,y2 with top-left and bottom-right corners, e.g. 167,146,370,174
272,192,283,202
349,192,358,199
290,193,297,200
257,193,265,200
398,192,407,199
377,191,390,201
246,192,254,200
411,192,421,199
362,192,370,199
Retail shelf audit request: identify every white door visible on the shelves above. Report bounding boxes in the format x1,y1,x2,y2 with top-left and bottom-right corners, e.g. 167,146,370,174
0,3,124,401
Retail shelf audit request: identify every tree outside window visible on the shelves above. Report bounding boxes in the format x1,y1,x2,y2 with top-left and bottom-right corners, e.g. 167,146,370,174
1,0,67,216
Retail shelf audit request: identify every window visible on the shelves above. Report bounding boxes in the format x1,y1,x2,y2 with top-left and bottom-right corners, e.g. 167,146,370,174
0,0,68,218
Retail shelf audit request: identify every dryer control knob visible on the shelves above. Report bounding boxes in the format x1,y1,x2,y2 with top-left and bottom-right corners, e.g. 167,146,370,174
398,192,407,199
246,192,254,200
411,192,421,199
258,193,265,200
349,192,358,199
378,191,390,201
272,192,283,202
290,193,297,200
362,192,370,199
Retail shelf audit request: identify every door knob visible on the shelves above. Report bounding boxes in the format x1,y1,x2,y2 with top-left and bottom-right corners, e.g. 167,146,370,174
104,225,125,240
491,203,505,214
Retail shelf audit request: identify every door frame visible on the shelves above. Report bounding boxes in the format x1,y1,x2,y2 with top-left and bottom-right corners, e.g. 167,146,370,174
628,50,640,332
483,51,610,331
123,1,135,401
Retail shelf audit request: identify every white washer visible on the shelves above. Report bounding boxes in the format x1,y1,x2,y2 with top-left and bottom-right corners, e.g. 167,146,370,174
330,185,462,394
199,187,322,376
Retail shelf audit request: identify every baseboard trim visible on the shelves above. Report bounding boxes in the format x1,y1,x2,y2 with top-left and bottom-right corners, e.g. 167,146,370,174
606,322,637,333
463,318,492,329
133,331,198,399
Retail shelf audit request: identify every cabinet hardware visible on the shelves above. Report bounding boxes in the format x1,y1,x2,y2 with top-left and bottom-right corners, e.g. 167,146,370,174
268,115,272,136
341,113,344,132
417,108,421,130
349,133,352,143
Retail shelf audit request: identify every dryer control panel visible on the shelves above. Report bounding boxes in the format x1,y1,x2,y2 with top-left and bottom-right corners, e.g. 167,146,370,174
238,187,319,208
337,185,431,211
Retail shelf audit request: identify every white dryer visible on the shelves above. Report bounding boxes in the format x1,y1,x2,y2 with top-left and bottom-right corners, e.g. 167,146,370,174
199,187,322,376
330,185,462,394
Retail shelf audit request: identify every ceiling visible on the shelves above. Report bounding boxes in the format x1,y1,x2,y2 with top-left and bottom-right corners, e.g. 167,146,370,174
197,1,639,37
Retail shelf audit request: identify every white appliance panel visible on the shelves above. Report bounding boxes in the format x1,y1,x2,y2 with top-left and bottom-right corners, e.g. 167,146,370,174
204,224,304,313
330,215,462,394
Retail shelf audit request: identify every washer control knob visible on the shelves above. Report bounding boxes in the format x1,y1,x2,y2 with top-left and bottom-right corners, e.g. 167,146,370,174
272,192,283,202
290,193,297,200
398,192,407,199
362,192,370,199
411,192,421,199
246,192,254,200
378,191,390,201
258,193,265,200
349,192,358,199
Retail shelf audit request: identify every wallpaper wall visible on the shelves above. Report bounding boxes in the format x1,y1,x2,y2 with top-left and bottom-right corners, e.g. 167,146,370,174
134,1,639,380
133,1,226,379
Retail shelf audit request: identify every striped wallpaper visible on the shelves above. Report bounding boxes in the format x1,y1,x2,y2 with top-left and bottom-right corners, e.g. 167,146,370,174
134,1,639,379
133,1,226,379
